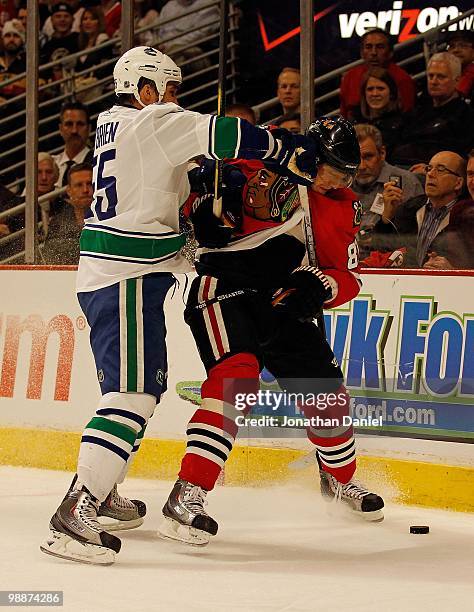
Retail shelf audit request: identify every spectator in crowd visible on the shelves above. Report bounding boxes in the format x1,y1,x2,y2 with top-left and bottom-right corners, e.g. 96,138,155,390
16,2,48,47
339,28,416,120
37,152,60,198
0,19,26,102
41,3,80,83
467,148,474,200
372,150,467,268
101,0,121,38
276,67,300,116
0,153,59,260
37,151,62,232
446,30,474,101
135,0,160,47
352,124,423,237
392,53,474,167
158,0,219,73
41,0,82,39
77,5,109,65
273,112,301,133
16,4,27,29
424,149,474,269
42,162,92,264
53,101,92,189
27,152,61,231
0,0,18,27
74,5,110,101
351,67,405,159
225,103,256,124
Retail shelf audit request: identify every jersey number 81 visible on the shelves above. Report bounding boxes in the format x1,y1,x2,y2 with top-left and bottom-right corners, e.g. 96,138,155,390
347,240,359,270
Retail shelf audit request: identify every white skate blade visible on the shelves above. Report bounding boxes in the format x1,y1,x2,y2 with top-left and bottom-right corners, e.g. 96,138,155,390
97,516,144,531
40,530,116,565
354,508,384,522
324,498,384,523
157,516,211,546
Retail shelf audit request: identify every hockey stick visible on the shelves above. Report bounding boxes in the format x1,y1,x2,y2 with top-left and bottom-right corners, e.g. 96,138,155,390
298,185,327,337
212,0,230,219
298,0,326,337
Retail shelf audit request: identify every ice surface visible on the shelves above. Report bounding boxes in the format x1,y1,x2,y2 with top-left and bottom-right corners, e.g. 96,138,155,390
1,467,473,612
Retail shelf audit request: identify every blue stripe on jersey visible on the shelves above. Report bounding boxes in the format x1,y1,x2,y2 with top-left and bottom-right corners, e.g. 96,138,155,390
79,251,179,265
84,224,178,238
96,408,147,429
81,435,130,461
236,120,273,160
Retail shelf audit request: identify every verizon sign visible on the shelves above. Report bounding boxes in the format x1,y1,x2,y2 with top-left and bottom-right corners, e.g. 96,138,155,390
339,2,474,42
0,313,75,401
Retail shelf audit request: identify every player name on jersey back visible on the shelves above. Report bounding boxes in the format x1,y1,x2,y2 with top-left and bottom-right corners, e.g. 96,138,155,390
94,121,119,149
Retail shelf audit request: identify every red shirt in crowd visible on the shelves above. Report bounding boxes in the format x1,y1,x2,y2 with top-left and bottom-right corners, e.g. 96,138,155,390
339,62,416,119
457,62,474,99
104,1,121,38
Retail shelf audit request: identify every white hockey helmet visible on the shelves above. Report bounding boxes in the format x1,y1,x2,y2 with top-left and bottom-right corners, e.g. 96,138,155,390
113,46,182,104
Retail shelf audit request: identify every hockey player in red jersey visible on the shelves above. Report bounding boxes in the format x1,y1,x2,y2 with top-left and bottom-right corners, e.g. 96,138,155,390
160,117,384,546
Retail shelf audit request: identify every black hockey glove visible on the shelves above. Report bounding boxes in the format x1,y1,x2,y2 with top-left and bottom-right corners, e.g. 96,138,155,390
188,159,215,195
272,266,333,321
188,193,234,248
188,160,245,233
266,128,319,187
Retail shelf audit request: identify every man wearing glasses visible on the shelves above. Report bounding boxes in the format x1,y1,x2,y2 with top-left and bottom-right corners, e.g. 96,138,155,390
372,150,467,267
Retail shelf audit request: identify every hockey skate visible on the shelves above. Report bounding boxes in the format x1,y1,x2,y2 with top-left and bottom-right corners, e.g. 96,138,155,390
158,479,218,546
319,468,384,522
98,484,146,531
40,488,121,565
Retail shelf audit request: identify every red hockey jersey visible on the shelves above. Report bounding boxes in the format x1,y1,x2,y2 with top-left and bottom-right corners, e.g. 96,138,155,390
307,187,362,308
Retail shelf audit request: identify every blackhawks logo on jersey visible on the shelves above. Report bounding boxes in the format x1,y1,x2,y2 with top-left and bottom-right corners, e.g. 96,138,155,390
244,168,299,222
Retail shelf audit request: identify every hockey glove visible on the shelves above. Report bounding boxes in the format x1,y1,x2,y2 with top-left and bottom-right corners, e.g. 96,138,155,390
272,266,333,321
188,160,245,230
188,192,234,249
266,129,319,187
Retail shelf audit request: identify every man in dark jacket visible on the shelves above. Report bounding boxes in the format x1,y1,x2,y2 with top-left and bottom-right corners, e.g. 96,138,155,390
392,53,474,167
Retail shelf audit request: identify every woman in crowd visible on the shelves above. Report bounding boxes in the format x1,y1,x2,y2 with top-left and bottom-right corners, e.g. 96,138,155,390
352,67,406,160
74,5,110,101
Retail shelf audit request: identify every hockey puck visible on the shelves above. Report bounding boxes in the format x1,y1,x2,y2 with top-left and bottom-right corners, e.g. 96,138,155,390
410,525,429,534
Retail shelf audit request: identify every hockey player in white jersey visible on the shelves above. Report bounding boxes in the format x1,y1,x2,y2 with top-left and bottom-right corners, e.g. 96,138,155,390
39,46,320,565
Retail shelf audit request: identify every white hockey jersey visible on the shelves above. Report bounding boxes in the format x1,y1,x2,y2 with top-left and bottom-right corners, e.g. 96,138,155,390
76,102,275,292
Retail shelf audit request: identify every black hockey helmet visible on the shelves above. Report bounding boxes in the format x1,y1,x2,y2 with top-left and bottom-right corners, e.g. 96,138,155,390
306,116,360,176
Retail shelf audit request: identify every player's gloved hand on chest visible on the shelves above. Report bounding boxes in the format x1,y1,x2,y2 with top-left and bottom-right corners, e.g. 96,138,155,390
188,192,233,249
265,128,319,187
272,265,333,321
189,160,246,196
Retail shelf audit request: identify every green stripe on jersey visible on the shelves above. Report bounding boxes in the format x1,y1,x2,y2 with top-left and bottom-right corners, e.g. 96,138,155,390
126,278,138,392
87,416,136,446
213,117,239,159
80,228,185,259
